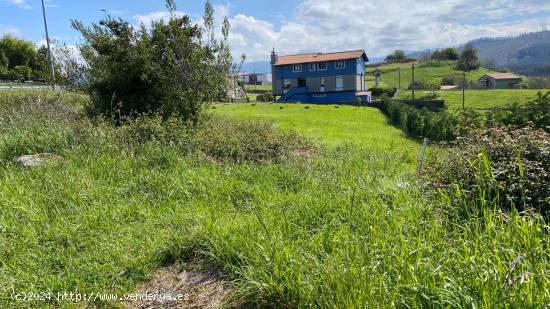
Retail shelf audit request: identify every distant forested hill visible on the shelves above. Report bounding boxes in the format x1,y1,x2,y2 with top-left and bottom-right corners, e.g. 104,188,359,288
466,31,550,76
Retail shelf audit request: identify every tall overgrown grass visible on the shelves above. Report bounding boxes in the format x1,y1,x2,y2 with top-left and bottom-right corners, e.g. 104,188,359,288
0,92,548,307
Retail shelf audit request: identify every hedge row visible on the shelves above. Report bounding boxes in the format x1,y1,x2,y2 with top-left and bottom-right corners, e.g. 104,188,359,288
379,91,550,142
379,97,465,141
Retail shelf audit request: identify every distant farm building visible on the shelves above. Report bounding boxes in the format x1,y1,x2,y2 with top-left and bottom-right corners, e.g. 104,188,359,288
271,49,371,104
239,73,272,85
478,72,523,89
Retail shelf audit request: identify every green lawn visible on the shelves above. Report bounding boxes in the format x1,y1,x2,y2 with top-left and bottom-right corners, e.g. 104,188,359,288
397,89,542,110
212,103,418,151
245,84,272,92
366,61,489,89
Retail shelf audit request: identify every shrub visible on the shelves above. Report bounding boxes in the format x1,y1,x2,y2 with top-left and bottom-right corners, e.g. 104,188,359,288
256,92,274,102
527,77,550,89
369,87,395,98
73,0,233,125
408,80,428,90
425,126,550,217
194,117,311,163
441,75,457,86
487,91,550,131
418,60,446,68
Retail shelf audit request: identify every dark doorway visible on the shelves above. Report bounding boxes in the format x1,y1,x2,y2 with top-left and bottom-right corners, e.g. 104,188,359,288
298,78,307,87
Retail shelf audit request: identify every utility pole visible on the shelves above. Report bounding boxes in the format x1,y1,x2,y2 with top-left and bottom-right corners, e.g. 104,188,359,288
462,71,466,111
411,63,415,100
101,9,108,19
41,0,56,91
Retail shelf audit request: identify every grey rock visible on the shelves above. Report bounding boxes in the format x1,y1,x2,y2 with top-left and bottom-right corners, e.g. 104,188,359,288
16,153,61,168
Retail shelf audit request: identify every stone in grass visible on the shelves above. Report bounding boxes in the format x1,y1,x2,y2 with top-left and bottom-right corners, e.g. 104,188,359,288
16,153,61,168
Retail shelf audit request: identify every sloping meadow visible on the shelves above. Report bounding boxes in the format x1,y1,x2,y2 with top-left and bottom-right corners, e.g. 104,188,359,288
0,92,548,307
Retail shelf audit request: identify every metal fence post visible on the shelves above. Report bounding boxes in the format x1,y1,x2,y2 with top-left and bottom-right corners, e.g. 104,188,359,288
417,138,428,178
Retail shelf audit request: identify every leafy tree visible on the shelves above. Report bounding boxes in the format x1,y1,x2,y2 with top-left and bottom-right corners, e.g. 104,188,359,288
0,35,37,70
72,0,233,124
431,47,458,61
0,50,8,69
34,46,62,82
386,50,406,63
394,50,406,60
11,65,32,81
457,44,480,71
0,65,7,79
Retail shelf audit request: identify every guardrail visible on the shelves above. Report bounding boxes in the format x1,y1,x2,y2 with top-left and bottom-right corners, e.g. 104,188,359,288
0,84,62,91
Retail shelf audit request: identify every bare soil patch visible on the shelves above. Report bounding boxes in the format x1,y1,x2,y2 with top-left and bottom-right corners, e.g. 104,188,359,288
124,261,236,309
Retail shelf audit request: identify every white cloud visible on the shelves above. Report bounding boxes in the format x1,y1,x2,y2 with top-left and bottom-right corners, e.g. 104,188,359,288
134,11,178,25
0,25,22,36
226,0,550,61
4,0,31,9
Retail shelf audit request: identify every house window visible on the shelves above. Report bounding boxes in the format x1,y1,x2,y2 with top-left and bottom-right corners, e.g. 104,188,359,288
318,62,327,70
310,63,316,71
335,76,344,91
320,77,325,92
293,64,302,72
283,79,291,93
335,60,345,69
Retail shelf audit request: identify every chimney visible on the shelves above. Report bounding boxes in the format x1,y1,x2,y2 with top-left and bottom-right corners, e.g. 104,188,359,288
270,48,278,65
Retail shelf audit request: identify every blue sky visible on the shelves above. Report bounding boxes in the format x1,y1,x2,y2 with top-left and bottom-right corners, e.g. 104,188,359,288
2,0,550,63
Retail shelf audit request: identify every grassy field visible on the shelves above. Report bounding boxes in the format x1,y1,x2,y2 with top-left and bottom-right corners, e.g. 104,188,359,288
212,103,418,151
366,61,489,89
245,84,272,92
1,92,548,307
397,89,542,110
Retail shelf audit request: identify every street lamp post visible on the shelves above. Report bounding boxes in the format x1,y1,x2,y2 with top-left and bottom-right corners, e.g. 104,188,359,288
40,0,56,91
101,9,108,19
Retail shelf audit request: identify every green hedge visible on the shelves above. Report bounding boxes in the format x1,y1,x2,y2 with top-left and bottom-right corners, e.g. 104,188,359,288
379,97,463,141
369,87,395,98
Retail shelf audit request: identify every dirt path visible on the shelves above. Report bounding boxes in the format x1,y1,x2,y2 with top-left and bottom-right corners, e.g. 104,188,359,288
124,261,236,309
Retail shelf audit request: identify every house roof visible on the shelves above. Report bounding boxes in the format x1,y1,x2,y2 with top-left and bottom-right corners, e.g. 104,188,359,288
481,72,522,80
275,50,368,66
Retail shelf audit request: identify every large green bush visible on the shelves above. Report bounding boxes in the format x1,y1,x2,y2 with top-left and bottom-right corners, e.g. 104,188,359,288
487,91,550,131
256,92,274,102
73,0,233,124
426,126,550,217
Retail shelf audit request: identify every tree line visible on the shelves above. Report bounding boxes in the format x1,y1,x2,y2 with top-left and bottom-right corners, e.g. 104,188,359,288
385,44,480,71
0,35,60,82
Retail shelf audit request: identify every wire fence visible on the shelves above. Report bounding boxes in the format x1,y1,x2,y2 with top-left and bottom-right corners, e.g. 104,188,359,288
365,61,549,112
